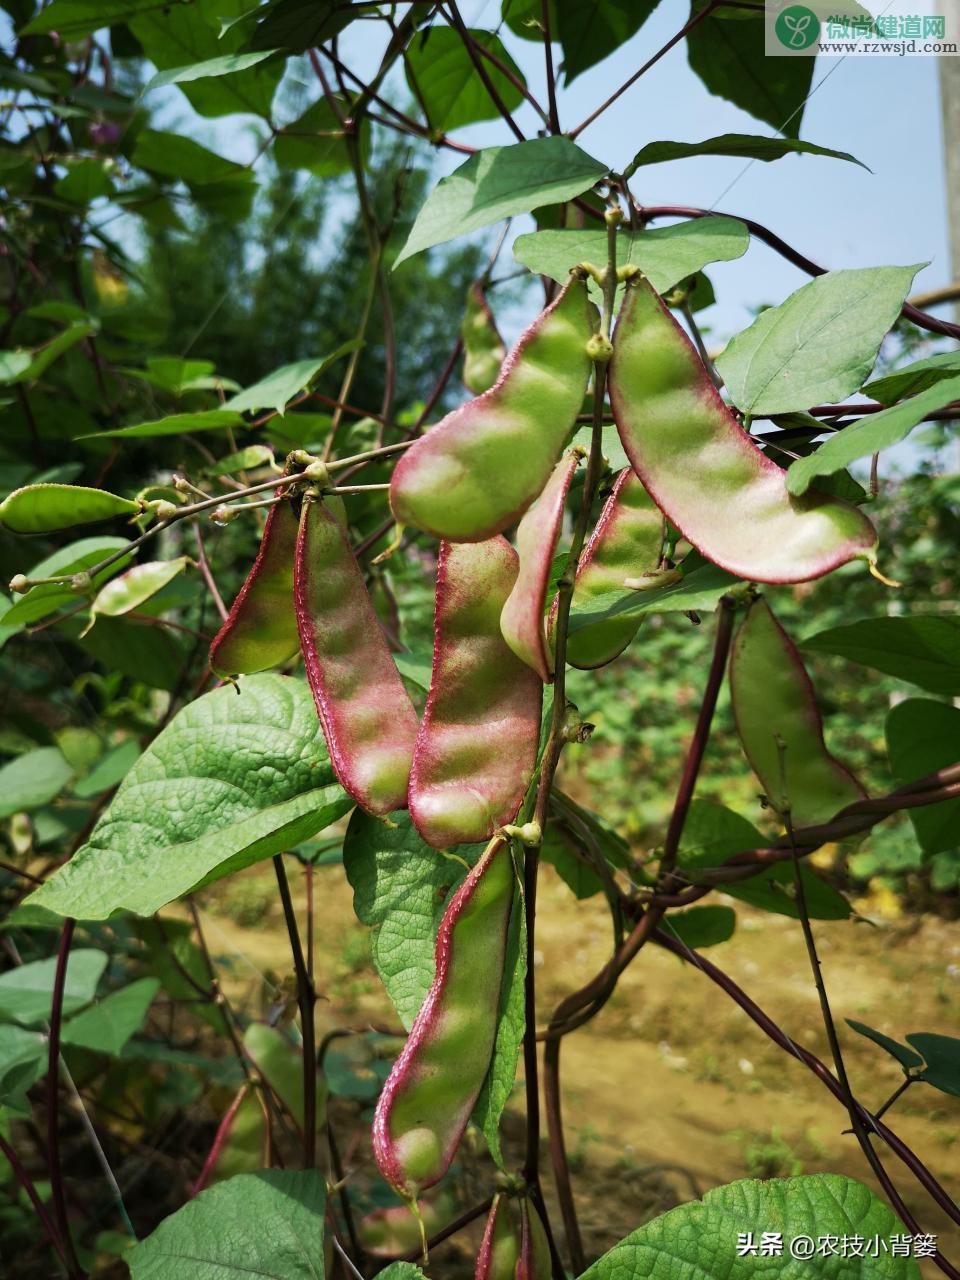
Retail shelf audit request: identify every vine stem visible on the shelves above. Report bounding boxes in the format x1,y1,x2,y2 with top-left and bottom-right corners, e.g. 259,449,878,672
272,855,317,1169
540,0,560,133
47,917,85,1280
0,1130,66,1268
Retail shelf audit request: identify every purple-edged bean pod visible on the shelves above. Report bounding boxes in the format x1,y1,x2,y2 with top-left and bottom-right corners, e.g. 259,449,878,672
294,494,418,816
373,836,515,1197
475,1194,521,1279
516,1196,552,1280
410,537,543,848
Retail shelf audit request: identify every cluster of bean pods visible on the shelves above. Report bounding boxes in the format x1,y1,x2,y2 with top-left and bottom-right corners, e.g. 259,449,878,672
209,262,876,1254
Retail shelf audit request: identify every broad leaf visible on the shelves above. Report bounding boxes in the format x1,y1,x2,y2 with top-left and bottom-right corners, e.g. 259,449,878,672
846,1019,922,1071
886,699,960,855
865,351,960,405
568,561,741,636
580,1173,919,1277
244,0,352,53
226,345,359,416
661,905,736,949
23,0,167,36
73,616,188,693
557,0,660,83
132,129,249,186
405,28,525,132
83,410,246,441
626,133,866,174
0,949,106,1025
0,483,138,533
0,747,73,820
374,1266,427,1280
514,217,748,297
803,617,960,695
71,739,139,799
686,13,814,138
396,138,608,267
717,265,922,415
19,676,352,920
343,810,472,1028
62,978,160,1055
787,375,960,494
127,1170,326,1278
908,1032,960,1098
145,50,280,93
0,1024,46,1100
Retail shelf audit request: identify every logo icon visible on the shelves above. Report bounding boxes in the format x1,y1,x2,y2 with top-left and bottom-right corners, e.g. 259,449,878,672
774,4,821,49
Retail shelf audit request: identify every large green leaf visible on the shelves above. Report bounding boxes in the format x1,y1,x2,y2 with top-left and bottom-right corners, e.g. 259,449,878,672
0,949,106,1025
22,0,162,37
864,351,960,405
686,12,814,139
0,483,138,533
717,265,922,415
802,617,960,695
0,747,73,819
62,978,160,1055
131,0,282,119
788,375,960,494
627,133,866,175
71,616,188,693
84,409,246,441
514,217,748,297
19,677,352,921
145,50,280,94
244,0,352,54
886,699,960,855
557,0,660,82
579,1174,919,1277
396,138,608,267
661,905,736,950
908,1033,960,1098
132,129,249,186
225,344,359,416
343,810,472,1029
127,1170,326,1278
846,1019,923,1071
405,28,525,132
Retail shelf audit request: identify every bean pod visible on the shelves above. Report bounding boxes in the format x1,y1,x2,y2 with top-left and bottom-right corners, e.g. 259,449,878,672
608,272,879,584
209,496,300,676
552,468,665,670
295,494,418,816
500,452,580,683
516,1197,552,1280
390,277,594,542
373,836,514,1197
475,1194,520,1280
462,282,507,396
410,538,543,848
729,596,867,827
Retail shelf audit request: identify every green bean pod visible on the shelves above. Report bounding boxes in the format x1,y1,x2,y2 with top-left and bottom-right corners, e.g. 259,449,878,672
209,496,300,676
500,452,579,683
390,278,594,542
550,469,665,670
410,538,542,848
516,1197,552,1280
462,281,507,396
475,1194,520,1280
729,596,867,827
373,836,514,1197
359,1197,449,1258
192,1085,265,1193
294,494,417,816
609,273,879,584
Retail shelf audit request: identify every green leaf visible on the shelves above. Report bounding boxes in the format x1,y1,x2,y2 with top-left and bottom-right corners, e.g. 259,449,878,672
132,129,248,186
787,375,960,494
3,323,96,384
127,1170,326,1278
83,410,246,440
207,446,276,477
514,217,748,298
661,905,736,950
22,0,163,36
243,1023,326,1131
72,740,140,799
846,1019,922,1071
144,50,280,93
225,345,360,416
474,890,525,1167
803,617,960,696
273,97,367,177
0,483,139,533
2,537,132,627
568,560,740,637
343,810,472,1029
18,676,353,921
55,158,115,204
244,0,352,54
396,137,608,267
886,699,960,856
0,1024,46,1100
0,747,73,820
908,1032,960,1098
62,978,159,1055
373,1266,427,1280
627,133,867,174
85,557,190,632
71,616,187,693
864,351,960,405
0,351,32,383
686,12,814,139
557,0,659,82
405,28,524,132
579,1173,919,1278
0,949,106,1025
678,800,763,868
131,2,282,119
717,265,922,415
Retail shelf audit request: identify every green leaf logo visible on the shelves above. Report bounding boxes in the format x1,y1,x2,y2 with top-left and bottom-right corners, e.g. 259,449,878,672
775,4,821,49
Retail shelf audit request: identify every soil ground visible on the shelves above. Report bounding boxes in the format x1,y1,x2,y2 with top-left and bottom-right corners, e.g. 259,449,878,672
193,856,960,1279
